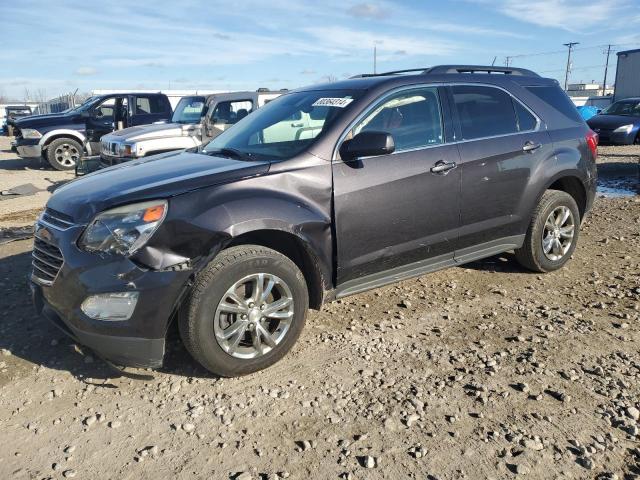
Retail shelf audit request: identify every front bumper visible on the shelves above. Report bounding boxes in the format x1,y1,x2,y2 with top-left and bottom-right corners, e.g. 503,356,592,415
100,153,133,168
594,128,637,145
17,143,42,158
30,220,191,368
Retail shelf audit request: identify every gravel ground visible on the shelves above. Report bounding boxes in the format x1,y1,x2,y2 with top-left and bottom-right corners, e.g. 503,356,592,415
0,136,639,480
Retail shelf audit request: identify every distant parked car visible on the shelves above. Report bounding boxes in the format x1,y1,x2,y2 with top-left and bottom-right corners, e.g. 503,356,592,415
587,98,640,145
12,93,172,170
3,105,32,136
576,105,600,121
84,90,283,174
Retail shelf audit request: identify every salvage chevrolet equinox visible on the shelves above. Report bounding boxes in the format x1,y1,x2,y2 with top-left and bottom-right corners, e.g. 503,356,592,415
31,65,598,377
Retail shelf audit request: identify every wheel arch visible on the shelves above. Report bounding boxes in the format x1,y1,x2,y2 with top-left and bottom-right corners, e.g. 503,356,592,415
40,130,87,152
225,229,327,310
544,174,588,220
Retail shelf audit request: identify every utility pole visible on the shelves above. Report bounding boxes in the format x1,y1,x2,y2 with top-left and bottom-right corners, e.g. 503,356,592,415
602,44,612,96
563,42,579,90
373,45,377,74
505,56,513,67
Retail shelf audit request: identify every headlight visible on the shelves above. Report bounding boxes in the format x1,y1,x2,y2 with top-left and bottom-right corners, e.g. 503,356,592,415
613,124,634,134
119,143,137,157
78,200,167,255
21,128,42,139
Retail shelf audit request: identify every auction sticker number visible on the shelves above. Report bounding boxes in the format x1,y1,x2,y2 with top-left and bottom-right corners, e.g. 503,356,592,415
312,98,354,108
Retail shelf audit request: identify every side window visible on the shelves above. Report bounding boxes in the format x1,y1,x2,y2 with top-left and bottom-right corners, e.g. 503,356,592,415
135,96,165,115
93,98,115,120
525,86,582,124
451,85,518,140
513,100,537,131
210,100,254,125
352,87,443,152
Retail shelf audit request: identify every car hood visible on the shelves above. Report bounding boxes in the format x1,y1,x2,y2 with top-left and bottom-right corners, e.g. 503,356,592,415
47,150,271,223
587,114,640,129
103,122,198,142
14,112,76,128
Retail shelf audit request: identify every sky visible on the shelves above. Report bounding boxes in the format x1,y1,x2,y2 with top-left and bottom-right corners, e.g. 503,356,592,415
1,0,640,101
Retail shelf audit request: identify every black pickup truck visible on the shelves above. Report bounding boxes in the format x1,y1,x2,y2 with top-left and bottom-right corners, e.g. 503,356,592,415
12,93,172,170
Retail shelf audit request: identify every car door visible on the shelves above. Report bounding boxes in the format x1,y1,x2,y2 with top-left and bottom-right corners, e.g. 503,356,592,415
131,95,168,126
85,96,118,152
447,84,553,259
203,98,255,142
333,86,461,286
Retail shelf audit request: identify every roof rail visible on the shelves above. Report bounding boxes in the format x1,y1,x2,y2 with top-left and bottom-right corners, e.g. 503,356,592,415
351,65,540,79
350,68,431,78
424,65,540,77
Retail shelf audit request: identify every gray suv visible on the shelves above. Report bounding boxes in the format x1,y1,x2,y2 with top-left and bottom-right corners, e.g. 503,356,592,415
32,65,597,377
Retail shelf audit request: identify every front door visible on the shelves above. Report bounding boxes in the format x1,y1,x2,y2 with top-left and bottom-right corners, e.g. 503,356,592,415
85,96,118,153
333,86,461,286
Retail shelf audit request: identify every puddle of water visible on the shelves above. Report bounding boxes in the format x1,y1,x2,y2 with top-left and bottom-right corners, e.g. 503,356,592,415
597,174,639,198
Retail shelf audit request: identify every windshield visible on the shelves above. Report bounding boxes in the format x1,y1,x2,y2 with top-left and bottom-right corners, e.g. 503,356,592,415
70,96,102,113
601,100,640,116
172,96,206,124
202,90,362,161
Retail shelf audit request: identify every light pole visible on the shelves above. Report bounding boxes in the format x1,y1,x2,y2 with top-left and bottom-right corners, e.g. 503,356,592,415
602,44,612,96
563,42,579,90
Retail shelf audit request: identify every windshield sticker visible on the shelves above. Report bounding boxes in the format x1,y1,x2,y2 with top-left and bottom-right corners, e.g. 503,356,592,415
312,97,354,108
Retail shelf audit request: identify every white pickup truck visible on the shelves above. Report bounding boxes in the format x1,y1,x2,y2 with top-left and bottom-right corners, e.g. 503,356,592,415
87,90,284,172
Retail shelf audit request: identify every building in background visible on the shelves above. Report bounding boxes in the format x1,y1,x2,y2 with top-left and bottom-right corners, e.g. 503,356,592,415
614,48,640,101
91,90,227,110
566,83,614,108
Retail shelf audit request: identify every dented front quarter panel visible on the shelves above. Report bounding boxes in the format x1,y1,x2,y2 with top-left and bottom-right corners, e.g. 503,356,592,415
138,153,335,289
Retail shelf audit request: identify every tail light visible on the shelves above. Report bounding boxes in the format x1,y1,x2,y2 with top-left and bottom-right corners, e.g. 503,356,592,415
586,130,598,161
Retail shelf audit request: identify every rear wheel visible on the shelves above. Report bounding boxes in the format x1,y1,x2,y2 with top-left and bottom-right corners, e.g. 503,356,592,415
179,245,308,377
515,190,580,273
46,138,82,170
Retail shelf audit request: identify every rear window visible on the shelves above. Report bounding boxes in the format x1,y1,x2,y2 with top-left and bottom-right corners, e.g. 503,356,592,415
135,96,166,115
451,85,518,140
525,86,582,124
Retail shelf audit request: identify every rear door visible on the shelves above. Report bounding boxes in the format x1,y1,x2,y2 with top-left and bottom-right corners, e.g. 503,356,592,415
333,86,461,285
131,95,171,126
447,84,552,259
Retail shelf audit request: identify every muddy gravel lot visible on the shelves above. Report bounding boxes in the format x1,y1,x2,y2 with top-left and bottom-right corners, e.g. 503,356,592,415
0,137,639,480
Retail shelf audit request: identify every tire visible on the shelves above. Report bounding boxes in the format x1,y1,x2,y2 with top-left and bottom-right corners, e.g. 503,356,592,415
46,137,83,170
515,190,580,273
179,245,308,377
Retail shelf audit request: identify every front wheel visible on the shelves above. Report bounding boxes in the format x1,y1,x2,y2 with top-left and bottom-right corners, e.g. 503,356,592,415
515,190,580,273
46,137,82,170
179,245,308,377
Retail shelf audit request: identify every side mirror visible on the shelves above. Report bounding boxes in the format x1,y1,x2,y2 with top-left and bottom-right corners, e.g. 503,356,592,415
339,131,395,161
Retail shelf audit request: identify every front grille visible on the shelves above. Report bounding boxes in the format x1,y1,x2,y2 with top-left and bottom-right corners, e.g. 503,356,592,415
41,208,75,230
101,140,119,155
32,237,64,286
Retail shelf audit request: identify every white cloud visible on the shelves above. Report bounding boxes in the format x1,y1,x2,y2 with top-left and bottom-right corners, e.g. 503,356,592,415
74,66,97,76
480,0,630,31
347,3,388,19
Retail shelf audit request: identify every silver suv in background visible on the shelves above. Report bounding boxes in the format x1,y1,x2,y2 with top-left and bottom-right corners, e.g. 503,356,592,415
91,90,284,171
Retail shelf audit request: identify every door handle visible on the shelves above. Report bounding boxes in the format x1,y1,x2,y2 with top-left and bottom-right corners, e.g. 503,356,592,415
291,122,304,128
522,141,541,152
430,160,457,174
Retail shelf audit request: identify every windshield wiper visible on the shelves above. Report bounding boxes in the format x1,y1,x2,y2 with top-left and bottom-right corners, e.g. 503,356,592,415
204,147,255,161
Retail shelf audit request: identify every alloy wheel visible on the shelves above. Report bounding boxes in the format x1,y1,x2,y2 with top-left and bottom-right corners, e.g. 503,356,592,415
54,143,80,167
213,273,294,359
542,206,575,261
